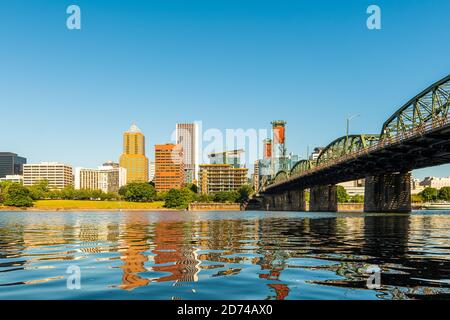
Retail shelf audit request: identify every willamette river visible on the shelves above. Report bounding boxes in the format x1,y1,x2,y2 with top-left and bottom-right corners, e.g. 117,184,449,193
0,210,449,300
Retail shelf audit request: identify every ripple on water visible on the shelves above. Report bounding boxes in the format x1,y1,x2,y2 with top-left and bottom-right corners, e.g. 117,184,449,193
0,210,449,299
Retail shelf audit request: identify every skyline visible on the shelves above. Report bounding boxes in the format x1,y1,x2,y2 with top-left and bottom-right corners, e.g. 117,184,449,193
1,1,450,179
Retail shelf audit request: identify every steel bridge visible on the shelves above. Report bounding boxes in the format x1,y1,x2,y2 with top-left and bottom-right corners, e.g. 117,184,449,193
260,74,450,213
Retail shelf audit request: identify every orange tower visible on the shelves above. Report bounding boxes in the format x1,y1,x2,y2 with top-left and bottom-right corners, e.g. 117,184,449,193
119,124,149,183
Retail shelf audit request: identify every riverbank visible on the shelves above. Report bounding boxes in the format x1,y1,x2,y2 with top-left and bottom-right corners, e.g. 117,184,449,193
0,200,171,211
0,200,245,212
188,202,243,211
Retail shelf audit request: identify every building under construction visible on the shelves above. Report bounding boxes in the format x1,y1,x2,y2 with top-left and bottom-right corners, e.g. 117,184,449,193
271,120,289,175
253,120,300,192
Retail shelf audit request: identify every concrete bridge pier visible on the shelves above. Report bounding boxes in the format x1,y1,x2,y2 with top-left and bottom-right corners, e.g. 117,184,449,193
364,171,411,213
309,185,338,212
262,189,306,211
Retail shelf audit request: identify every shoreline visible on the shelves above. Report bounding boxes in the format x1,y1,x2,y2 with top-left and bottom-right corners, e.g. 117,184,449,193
0,207,182,212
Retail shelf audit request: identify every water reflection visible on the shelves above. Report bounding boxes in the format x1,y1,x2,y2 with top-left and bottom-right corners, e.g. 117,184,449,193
0,211,449,300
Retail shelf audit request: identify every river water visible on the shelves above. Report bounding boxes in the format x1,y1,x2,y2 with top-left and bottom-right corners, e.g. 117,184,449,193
0,210,449,300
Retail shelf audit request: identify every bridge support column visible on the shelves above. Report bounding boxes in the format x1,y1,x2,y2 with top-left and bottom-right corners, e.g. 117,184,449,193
309,185,338,212
262,189,306,211
285,189,306,211
364,171,411,213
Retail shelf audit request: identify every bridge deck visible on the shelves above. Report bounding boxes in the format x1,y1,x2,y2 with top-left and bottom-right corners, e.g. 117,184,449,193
264,119,450,193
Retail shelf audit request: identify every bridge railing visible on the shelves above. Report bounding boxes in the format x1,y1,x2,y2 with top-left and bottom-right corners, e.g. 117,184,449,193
265,114,450,190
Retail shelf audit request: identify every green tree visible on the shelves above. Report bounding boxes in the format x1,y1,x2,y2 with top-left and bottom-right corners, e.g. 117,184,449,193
2,183,34,207
28,180,50,200
186,183,198,194
213,191,239,203
60,186,76,200
164,188,195,209
155,191,168,201
0,181,11,203
411,194,423,203
337,185,350,203
438,187,450,201
194,193,214,203
237,184,253,203
119,182,157,202
103,192,119,201
420,187,438,202
350,194,364,203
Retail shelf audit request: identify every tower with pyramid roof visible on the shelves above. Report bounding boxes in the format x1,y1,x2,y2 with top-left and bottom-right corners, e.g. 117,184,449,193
119,123,149,183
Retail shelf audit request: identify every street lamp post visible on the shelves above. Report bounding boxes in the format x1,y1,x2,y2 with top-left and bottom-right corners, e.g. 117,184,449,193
346,114,360,146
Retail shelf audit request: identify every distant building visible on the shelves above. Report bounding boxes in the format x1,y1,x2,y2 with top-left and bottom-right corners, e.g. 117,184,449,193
103,160,120,168
287,153,299,171
253,161,260,193
74,165,126,193
23,162,73,189
309,147,323,161
254,158,272,190
0,152,27,178
338,180,365,196
208,149,244,168
154,144,184,192
149,161,155,182
420,176,450,189
119,124,149,183
0,175,24,184
176,123,199,184
411,178,424,195
199,164,248,194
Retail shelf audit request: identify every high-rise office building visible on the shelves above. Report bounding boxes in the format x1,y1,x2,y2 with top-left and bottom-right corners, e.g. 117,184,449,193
199,164,248,194
176,123,199,184
154,144,184,192
74,165,127,193
0,152,27,178
119,124,149,183
23,162,73,189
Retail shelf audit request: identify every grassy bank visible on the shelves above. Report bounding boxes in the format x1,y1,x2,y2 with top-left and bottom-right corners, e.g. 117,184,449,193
30,200,166,210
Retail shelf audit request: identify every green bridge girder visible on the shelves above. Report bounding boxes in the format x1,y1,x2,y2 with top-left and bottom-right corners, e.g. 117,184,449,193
290,159,315,177
270,135,379,184
381,75,450,140
267,75,450,187
316,134,380,166
273,170,289,184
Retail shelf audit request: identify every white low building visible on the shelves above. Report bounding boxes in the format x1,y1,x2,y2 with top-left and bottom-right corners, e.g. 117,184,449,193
0,175,24,184
23,162,73,189
338,179,365,196
74,165,126,193
420,176,450,189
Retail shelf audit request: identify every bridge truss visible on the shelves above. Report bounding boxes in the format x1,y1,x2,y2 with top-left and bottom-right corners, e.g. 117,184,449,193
264,74,450,191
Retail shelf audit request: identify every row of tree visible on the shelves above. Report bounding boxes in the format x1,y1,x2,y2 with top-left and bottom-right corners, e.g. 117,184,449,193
29,180,118,201
415,186,450,202
1,180,254,209
335,185,450,203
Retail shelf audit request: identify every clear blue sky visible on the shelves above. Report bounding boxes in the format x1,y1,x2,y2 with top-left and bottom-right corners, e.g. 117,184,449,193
1,0,449,179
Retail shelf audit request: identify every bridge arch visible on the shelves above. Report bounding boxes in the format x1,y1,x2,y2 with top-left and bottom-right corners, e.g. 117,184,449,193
381,75,450,140
273,170,289,184
317,134,380,166
290,159,315,177
260,175,272,188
